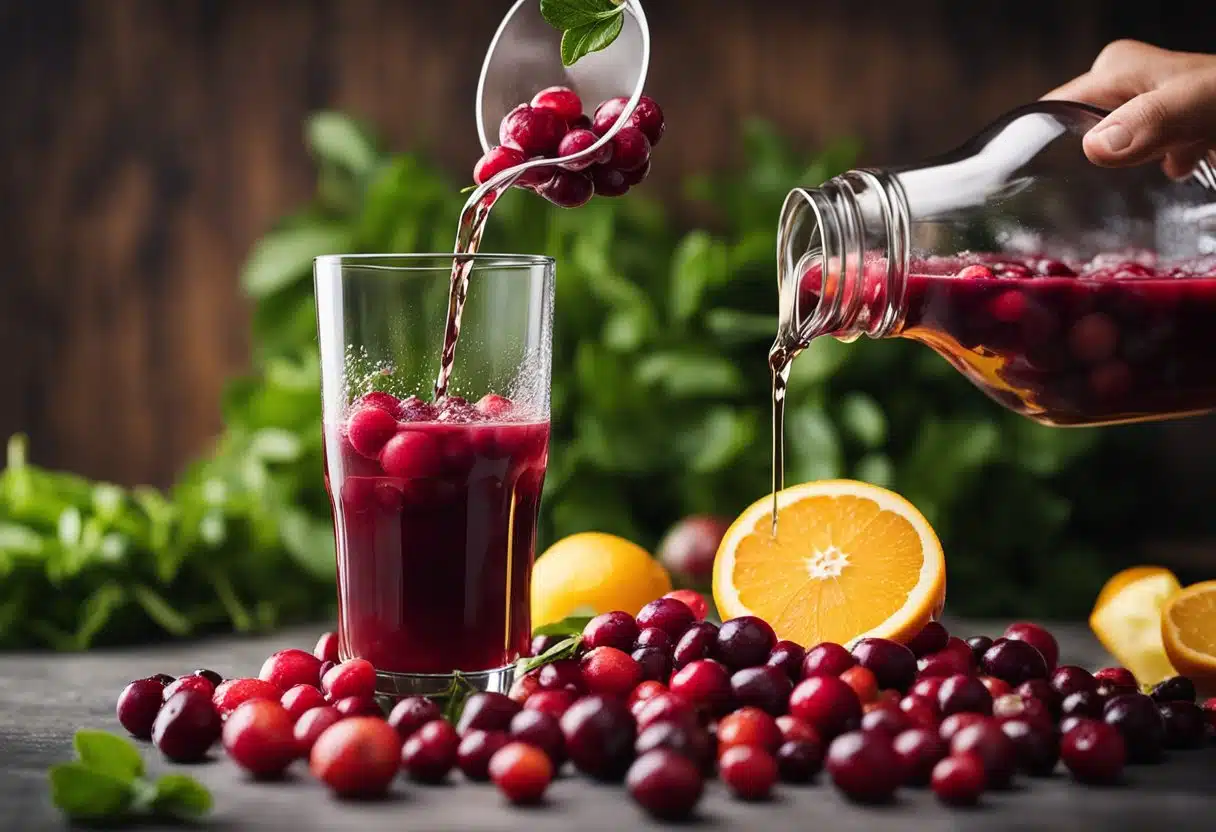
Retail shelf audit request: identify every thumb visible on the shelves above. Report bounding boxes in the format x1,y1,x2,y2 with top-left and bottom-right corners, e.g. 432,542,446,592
1083,71,1216,167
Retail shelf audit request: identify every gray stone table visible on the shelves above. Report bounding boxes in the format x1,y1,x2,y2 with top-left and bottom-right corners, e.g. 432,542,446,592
2,622,1214,831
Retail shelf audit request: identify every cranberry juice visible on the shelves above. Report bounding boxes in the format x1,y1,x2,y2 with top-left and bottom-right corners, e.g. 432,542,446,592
326,393,548,674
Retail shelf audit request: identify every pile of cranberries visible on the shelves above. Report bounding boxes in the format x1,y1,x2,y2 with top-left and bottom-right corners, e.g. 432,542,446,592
115,599,1215,819
473,86,665,208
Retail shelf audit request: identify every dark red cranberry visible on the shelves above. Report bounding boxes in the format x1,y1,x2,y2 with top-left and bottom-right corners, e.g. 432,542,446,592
333,695,381,718
980,676,1012,699
163,675,214,702
860,706,911,739
387,696,441,739
148,673,176,686
937,674,993,717
581,646,642,698
557,128,610,171
789,675,862,739
635,692,698,732
931,753,986,805
525,690,575,721
625,95,665,146
635,626,675,651
1002,622,1059,671
321,659,375,700
1204,697,1216,731
994,693,1052,731
1150,676,1197,703
489,742,552,805
457,692,521,735
401,719,459,783
776,714,820,745
1157,701,1206,749
499,104,566,156
917,649,972,678
293,706,341,756
626,749,704,820
1062,690,1105,719
1051,665,1097,700
530,634,563,658
636,597,696,641
314,631,340,663
950,720,1017,789
776,739,823,783
1015,679,1059,718
1036,258,1077,276
632,647,672,683
851,638,917,693
1104,693,1165,763
346,405,398,458
907,621,950,658
627,680,667,712
1059,715,1086,736
583,611,640,652
222,699,297,779
980,638,1048,686
117,678,165,739
634,719,709,767
657,516,727,582
720,745,778,801
1061,718,1125,784
591,96,629,135
730,665,792,716
715,616,777,670
152,691,221,762
607,126,650,172
910,677,944,703
717,706,783,755
766,640,806,681
457,729,509,781
801,642,856,678
192,669,223,687
280,684,327,722
1000,718,1058,777
663,590,709,622
669,659,733,716
309,717,401,798
590,165,631,197
509,708,566,764
474,145,526,185
899,694,939,729
508,670,542,704
530,85,583,122
537,170,593,208
1094,666,1137,688
673,622,717,669
965,636,994,664
537,658,584,694
561,695,636,780
892,727,947,786
825,730,901,803
939,712,987,744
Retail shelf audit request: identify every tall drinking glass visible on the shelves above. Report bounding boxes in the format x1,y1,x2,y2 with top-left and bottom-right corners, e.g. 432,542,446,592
315,254,554,698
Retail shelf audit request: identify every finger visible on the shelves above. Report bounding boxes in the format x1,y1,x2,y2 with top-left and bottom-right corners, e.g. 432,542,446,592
1161,142,1213,181
1042,40,1173,109
1083,72,1216,167
1043,70,1144,110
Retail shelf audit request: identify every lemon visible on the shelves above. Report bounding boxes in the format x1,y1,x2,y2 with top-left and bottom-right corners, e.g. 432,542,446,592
1089,566,1180,685
531,532,672,627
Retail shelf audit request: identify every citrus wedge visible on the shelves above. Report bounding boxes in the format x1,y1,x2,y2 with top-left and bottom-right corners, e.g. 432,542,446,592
712,480,946,648
531,533,672,627
1161,580,1216,696
1088,566,1180,686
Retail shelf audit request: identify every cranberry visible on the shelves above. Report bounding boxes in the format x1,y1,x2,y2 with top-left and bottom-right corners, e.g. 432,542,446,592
1202,697,1216,731
657,515,728,582
457,692,520,735
149,673,176,686
1061,718,1125,784
635,692,697,731
899,694,939,729
635,720,709,766
839,666,879,704
117,679,165,739
346,406,398,458
717,706,783,755
281,684,327,722
334,695,382,718
1104,693,1165,763
789,675,862,739
321,659,376,700
538,170,594,209
801,642,856,678
1158,701,1206,749
860,706,911,738
153,691,221,762
937,674,993,717
776,739,823,783
730,665,793,716
1094,666,1137,688
1062,689,1107,724
917,649,972,678
965,636,994,664
907,621,950,658
635,626,675,651
591,165,632,198
583,611,640,652
766,640,806,681
631,647,672,683
395,394,437,421
1051,665,1097,700
193,669,223,687
293,706,341,756
826,730,901,803
627,680,668,711
910,677,945,703
892,727,946,786
530,634,563,657
489,742,552,805
318,661,335,681
163,675,214,701
357,391,398,413
509,709,566,764
580,646,642,697
456,729,510,781
663,590,710,621
561,695,636,780
1002,621,1059,671
669,659,733,716
993,693,1051,730
537,658,584,693
714,617,777,671
720,745,777,801
499,104,566,156
980,638,1048,686
626,749,704,820
508,670,542,704
625,95,665,146
222,699,297,779
401,719,459,783
310,717,400,798
673,622,717,669
591,96,629,135
636,597,696,641
474,145,527,185
387,696,441,739
950,720,1016,789
530,85,583,122
525,690,576,720
931,753,986,805
1037,258,1077,276
379,431,441,478
1150,675,1197,703
606,126,650,173
1015,678,1060,717
314,631,340,663
1000,717,1058,777
939,712,987,743
556,129,610,171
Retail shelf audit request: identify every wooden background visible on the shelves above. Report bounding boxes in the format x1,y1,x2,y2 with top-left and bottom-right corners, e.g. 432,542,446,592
2,0,1215,488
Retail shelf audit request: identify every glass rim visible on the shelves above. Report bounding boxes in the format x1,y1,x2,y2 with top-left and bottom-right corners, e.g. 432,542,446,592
315,253,555,271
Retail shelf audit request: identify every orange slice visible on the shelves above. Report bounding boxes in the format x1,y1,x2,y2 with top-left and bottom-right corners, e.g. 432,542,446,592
1161,580,1216,696
712,480,946,647
1089,566,1180,686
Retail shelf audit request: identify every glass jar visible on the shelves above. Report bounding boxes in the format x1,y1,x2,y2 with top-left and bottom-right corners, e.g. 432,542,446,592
775,101,1216,427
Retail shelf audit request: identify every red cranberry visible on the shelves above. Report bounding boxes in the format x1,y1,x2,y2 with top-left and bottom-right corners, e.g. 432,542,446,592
1150,676,1197,703
937,674,993,717
1104,693,1165,763
529,634,563,657
717,706,782,755
509,709,566,764
530,85,583,122
590,165,631,197
627,680,667,710
950,720,1016,789
892,727,946,786
387,696,441,739
474,145,527,185
673,622,717,669
625,95,665,146
631,647,672,683
939,712,987,743
1094,666,1137,688
993,693,1051,731
334,695,382,718
776,739,823,783
839,666,879,704
635,719,709,767
907,621,950,658
899,694,940,729
149,673,176,686
581,646,642,697
508,670,542,704
357,391,398,413
663,590,710,622
525,690,576,720
1158,701,1206,749
1015,678,1060,717
636,626,675,651
379,431,442,478
1061,718,1125,784
636,597,696,641
606,125,651,173
860,706,911,739
1062,690,1105,719
583,611,640,652
293,706,341,756
321,659,376,700
537,658,584,693
931,753,986,805
394,395,435,421
117,679,165,739
626,749,704,820
318,661,335,681
314,631,340,663
346,406,398,458
657,516,728,582
153,691,221,762
310,717,400,798
489,742,552,805
591,96,629,135
789,675,862,739
917,649,972,678
1000,717,1058,777
715,617,776,670
636,692,697,731
720,745,778,800
766,640,806,681
457,729,510,781
776,715,820,744
826,730,902,803
910,677,944,703
669,659,733,716
163,675,215,702
557,128,610,171
537,170,594,209
192,669,223,687
730,665,792,716
965,636,993,664
499,104,566,156
561,695,636,780
801,642,856,678
475,393,512,419
281,684,327,722
1002,622,1059,671
401,719,459,783
222,699,297,779
457,692,521,735
980,638,1048,686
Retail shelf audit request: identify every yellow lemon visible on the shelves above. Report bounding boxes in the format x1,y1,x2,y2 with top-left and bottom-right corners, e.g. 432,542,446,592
531,532,672,627
1089,566,1180,686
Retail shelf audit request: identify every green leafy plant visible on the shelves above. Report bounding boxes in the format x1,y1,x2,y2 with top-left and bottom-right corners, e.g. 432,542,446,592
540,0,627,66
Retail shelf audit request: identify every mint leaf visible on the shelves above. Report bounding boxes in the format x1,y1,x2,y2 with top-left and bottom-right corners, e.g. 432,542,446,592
73,730,143,781
541,0,621,30
515,634,583,677
441,671,475,725
532,615,593,637
151,774,213,819
560,13,624,67
49,763,134,820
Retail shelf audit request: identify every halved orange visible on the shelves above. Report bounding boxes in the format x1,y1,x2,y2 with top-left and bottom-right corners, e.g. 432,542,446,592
1161,580,1216,696
1089,566,1180,686
712,480,946,648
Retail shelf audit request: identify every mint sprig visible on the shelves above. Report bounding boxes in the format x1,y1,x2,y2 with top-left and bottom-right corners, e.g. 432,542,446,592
516,633,583,677
540,0,627,66
49,730,211,823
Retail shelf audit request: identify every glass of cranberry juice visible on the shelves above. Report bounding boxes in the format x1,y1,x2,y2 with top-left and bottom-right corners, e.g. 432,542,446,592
314,254,554,698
